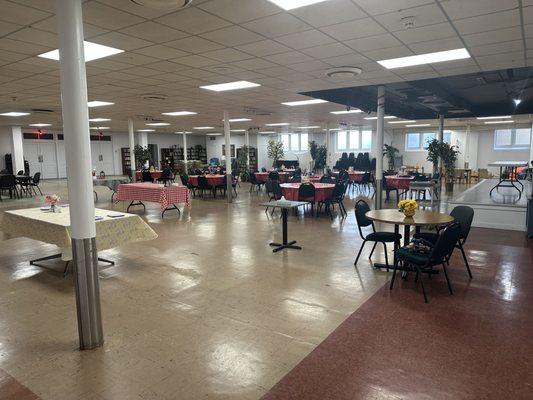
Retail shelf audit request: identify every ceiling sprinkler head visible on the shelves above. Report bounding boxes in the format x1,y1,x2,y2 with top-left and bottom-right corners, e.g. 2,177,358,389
402,16,415,29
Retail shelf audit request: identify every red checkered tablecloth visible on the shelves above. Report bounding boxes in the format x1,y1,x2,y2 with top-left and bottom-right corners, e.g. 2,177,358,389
115,183,190,210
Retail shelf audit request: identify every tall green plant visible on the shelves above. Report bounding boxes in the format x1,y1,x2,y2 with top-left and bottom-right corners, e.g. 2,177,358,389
315,145,327,171
134,145,151,169
426,139,442,173
383,143,399,171
441,143,459,183
267,139,284,167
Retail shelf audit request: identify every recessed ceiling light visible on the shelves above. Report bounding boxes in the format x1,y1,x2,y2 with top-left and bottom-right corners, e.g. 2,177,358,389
324,128,341,131
227,118,252,122
388,120,416,124
476,116,511,120
485,120,515,125
298,126,321,129
406,124,431,127
230,129,246,132
513,99,522,106
90,126,110,130
364,116,397,120
29,123,51,127
175,131,192,134
88,101,114,108
378,48,470,69
137,129,155,132
282,99,328,106
0,112,30,117
267,0,331,10
265,123,290,126
146,122,170,126
259,131,276,134
200,81,260,92
38,41,124,62
194,126,214,130
162,111,197,116
206,133,223,136
89,118,111,122
330,109,362,114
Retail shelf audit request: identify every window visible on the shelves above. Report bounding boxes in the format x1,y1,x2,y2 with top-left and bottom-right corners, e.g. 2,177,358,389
336,129,372,151
494,129,530,150
406,131,452,151
281,133,308,152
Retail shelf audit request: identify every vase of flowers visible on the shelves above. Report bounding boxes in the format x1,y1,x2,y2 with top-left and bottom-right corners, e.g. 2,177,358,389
398,199,418,217
45,194,61,212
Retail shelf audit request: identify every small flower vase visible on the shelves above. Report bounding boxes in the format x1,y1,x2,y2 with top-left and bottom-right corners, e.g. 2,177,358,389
403,209,415,217
50,204,56,213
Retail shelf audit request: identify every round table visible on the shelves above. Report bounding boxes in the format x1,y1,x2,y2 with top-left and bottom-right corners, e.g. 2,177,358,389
385,175,414,190
188,174,225,187
280,182,335,202
255,172,290,183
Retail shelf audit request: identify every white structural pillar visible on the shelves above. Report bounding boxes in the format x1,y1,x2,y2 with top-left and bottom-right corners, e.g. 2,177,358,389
56,0,102,350
223,111,232,203
9,126,24,174
138,132,148,148
375,86,385,210
437,114,445,180
245,128,250,170
325,123,331,168
128,118,136,181
464,124,471,169
182,132,188,165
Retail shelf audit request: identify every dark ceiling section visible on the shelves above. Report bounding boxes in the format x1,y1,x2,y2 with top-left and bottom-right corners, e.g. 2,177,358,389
303,67,533,120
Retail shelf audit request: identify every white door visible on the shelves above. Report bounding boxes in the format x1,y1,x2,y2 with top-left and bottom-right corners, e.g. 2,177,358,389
57,142,67,178
23,141,41,175
99,142,114,175
39,142,58,179
91,142,100,173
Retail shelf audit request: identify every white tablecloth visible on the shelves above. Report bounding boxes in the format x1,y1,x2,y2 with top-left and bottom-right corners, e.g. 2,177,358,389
0,207,157,260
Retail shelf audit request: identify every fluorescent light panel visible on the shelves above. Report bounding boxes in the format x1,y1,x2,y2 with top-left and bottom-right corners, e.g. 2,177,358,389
476,116,511,120
137,129,155,132
378,48,470,69
88,101,113,108
330,109,362,114
406,124,431,127
259,131,276,134
388,120,416,124
0,112,30,117
175,131,192,134
89,118,111,122
146,122,170,126
200,81,260,92
90,126,109,130
282,99,328,106
38,41,123,62
265,123,290,126
194,126,214,130
227,118,252,122
162,111,197,116
206,133,223,136
298,126,320,129
267,0,330,10
29,123,51,127
364,116,396,120
230,129,246,132
485,120,515,125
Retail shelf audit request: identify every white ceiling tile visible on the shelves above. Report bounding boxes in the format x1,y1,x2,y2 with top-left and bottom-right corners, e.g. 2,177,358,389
95,0,172,19
408,37,464,54
301,42,354,59
453,9,521,35
230,58,278,70
110,52,158,66
155,8,231,35
0,38,51,55
0,21,23,37
394,22,458,44
171,54,220,68
7,28,57,47
364,45,414,61
319,18,386,41
267,51,314,65
354,0,434,16
440,0,519,20
119,22,189,44
202,48,254,63
475,51,524,68
524,24,533,39
345,33,403,52
82,2,145,30
30,16,109,38
197,0,281,23
276,29,336,50
91,32,152,51
523,6,533,23
0,0,51,25
288,60,331,73
200,26,264,47
165,36,224,54
234,40,292,57
321,53,373,67
242,13,311,38
144,61,189,73
463,27,523,47
133,45,189,60
374,4,447,32
0,50,29,66
469,40,524,57
290,0,367,28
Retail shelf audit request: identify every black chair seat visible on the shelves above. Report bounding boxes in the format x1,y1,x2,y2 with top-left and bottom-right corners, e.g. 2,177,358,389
395,247,431,265
366,231,402,242
414,232,438,243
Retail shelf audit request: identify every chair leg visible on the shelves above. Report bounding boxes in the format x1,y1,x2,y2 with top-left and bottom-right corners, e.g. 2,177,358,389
458,241,473,279
389,257,399,290
442,263,454,295
416,266,429,303
354,241,366,266
368,242,377,259
383,242,389,271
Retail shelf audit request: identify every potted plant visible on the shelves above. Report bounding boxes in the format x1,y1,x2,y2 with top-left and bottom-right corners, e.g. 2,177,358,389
309,140,318,172
267,139,284,168
314,144,327,172
383,143,399,172
441,143,459,193
134,145,151,169
426,139,442,175
237,145,250,181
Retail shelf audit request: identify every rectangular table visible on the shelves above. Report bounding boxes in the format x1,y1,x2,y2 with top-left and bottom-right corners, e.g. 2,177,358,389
0,207,157,274
488,161,528,197
260,200,307,252
115,183,190,217
93,177,129,201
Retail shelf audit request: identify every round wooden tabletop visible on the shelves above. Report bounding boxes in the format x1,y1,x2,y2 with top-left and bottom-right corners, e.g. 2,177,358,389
365,209,454,226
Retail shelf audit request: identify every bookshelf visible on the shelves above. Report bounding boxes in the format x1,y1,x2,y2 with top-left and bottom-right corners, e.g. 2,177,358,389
237,146,258,172
121,148,131,175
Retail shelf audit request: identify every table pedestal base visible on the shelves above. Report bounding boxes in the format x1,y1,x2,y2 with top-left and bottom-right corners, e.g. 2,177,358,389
30,253,115,276
269,240,301,253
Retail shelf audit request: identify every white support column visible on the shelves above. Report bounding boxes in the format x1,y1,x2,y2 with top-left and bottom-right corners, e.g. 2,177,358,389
138,132,148,148
245,128,250,170
9,126,24,174
223,111,232,203
128,118,136,181
56,0,102,350
437,114,445,183
375,86,385,210
182,132,188,166
325,123,331,168
464,124,471,169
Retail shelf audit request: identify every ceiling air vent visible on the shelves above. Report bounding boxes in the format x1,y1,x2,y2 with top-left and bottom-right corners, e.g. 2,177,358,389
141,93,168,101
325,67,362,82
130,0,193,10
31,108,55,114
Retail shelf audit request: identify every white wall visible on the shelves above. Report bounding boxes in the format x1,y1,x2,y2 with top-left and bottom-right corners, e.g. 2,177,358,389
0,127,13,171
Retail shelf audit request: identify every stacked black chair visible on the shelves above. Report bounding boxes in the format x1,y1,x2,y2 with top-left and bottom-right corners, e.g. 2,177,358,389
319,181,347,219
0,174,17,200
298,183,316,215
249,172,264,192
196,176,211,198
29,172,42,195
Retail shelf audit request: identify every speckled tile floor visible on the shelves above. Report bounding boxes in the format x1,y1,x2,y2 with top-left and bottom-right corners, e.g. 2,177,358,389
0,180,396,400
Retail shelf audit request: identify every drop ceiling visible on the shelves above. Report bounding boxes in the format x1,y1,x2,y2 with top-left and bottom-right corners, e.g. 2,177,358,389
0,0,531,134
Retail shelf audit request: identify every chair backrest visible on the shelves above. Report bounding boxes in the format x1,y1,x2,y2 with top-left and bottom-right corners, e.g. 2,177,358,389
33,172,41,184
332,182,345,199
261,167,267,172
354,199,372,228
450,206,474,241
197,176,209,189
272,181,282,198
180,173,189,185
249,172,258,184
265,179,273,194
269,171,279,181
320,175,334,183
161,167,172,179
338,170,349,182
361,172,371,184
141,170,152,182
17,170,24,175
298,183,315,199
429,222,462,264
0,174,15,188
290,174,301,183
